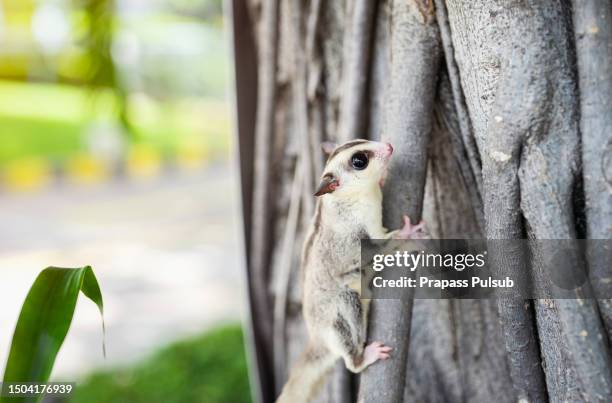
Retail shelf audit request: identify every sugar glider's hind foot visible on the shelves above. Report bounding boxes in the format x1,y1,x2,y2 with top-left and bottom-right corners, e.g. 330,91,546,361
363,341,392,367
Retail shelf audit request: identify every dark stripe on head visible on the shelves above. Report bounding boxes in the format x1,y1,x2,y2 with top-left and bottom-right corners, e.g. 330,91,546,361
327,139,370,162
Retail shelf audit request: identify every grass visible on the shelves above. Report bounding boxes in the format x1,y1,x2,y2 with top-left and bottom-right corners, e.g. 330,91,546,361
69,324,252,403
0,80,231,166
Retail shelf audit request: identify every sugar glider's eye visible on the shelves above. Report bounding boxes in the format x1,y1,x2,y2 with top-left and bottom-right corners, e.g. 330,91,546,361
351,152,369,170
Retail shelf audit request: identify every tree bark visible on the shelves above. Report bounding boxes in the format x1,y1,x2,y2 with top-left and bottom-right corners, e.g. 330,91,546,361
250,2,279,392
229,0,612,401
572,0,612,342
337,0,378,143
359,1,440,401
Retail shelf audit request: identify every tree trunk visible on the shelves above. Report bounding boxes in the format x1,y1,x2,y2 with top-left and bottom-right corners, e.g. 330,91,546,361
229,0,612,401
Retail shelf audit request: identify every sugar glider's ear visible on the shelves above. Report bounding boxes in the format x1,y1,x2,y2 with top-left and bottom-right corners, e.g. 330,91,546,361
321,142,337,155
314,174,339,196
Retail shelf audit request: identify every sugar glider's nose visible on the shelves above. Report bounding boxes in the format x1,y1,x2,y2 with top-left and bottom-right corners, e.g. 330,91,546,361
386,143,394,155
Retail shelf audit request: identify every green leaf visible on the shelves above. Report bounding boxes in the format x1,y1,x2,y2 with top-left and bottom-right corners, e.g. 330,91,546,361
1,266,105,403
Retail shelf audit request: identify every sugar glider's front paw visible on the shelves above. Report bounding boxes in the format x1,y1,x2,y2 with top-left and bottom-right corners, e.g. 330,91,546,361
395,215,429,239
363,341,392,367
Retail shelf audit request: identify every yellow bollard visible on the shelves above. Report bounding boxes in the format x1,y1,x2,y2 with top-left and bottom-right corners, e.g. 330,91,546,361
3,157,52,192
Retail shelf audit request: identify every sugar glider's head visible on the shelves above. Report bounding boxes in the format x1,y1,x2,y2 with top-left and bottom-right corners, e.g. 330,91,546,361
315,139,393,197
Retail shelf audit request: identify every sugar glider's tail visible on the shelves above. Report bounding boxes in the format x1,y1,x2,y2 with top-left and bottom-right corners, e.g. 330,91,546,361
276,343,335,403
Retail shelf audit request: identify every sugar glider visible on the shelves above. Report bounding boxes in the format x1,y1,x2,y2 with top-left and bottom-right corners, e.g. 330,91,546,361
276,139,426,403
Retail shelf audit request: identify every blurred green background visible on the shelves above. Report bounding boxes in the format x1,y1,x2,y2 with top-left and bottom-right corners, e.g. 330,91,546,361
0,0,230,188
0,0,251,402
